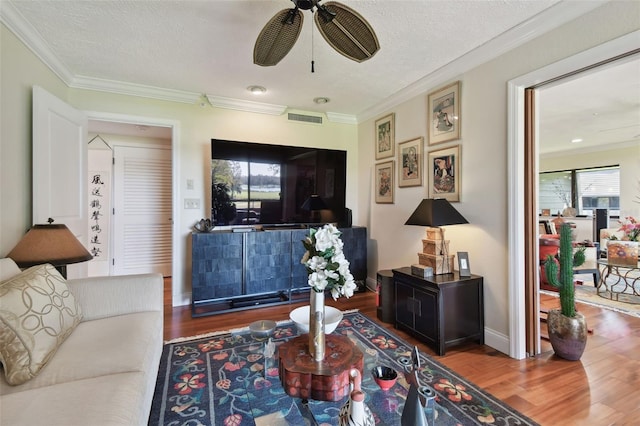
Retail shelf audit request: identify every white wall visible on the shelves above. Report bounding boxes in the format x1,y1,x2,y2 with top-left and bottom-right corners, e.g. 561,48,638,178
0,24,69,253
358,2,640,353
0,24,358,307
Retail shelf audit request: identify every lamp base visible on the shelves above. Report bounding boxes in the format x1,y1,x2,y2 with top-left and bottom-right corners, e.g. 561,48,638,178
417,253,454,275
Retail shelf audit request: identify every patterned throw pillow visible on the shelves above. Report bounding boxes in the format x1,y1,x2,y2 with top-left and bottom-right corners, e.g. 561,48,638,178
0,264,83,385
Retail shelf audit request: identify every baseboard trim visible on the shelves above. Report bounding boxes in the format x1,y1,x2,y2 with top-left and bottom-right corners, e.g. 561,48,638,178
484,327,510,356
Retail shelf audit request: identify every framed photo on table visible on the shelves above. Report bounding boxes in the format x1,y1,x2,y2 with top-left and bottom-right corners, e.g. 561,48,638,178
428,145,460,202
457,252,471,277
428,81,460,145
374,161,394,204
398,137,423,187
375,113,395,160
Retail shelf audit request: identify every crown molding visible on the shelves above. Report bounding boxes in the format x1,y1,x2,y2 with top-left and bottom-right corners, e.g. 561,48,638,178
326,112,357,125
206,95,287,116
0,1,74,84
70,76,200,104
356,0,608,123
3,0,607,120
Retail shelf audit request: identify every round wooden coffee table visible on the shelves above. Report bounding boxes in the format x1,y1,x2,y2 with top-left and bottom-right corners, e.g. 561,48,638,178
278,334,363,401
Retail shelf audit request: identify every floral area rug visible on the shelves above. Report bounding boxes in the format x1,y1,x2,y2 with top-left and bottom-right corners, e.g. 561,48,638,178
149,312,538,425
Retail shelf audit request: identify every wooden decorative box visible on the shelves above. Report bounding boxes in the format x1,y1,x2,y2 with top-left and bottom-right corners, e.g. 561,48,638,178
418,253,455,274
422,239,450,255
411,264,433,278
425,227,444,240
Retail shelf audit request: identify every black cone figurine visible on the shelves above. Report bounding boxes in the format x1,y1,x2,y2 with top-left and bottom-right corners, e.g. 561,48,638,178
401,346,429,426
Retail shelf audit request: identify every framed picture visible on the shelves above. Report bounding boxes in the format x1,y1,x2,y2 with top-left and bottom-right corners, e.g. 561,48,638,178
539,220,552,235
375,161,394,204
428,145,460,202
398,137,423,187
457,251,471,277
375,113,395,160
427,81,461,145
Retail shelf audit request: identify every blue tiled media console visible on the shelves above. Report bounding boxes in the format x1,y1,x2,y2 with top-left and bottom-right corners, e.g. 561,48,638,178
191,226,367,317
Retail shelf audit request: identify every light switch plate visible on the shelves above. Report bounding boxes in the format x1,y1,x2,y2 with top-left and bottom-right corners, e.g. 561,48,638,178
184,198,200,209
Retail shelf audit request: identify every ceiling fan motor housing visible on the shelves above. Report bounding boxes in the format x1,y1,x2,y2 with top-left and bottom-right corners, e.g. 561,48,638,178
294,0,318,10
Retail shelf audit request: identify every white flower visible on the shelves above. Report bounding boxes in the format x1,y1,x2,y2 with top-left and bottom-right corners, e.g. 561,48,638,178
332,252,350,274
330,286,341,300
308,271,328,291
306,255,327,272
325,269,340,281
302,224,355,299
342,278,357,298
314,228,335,251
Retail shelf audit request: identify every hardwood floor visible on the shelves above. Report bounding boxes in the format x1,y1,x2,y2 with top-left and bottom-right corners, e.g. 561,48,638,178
163,280,640,425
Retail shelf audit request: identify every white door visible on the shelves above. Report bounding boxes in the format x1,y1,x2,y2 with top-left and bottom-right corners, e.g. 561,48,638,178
32,86,88,279
112,145,172,276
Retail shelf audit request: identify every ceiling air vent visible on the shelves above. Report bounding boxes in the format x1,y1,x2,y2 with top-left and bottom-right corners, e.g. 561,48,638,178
288,113,323,124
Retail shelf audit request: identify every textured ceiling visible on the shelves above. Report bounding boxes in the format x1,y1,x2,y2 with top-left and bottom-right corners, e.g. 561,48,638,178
538,57,640,155
5,0,568,118
2,0,637,154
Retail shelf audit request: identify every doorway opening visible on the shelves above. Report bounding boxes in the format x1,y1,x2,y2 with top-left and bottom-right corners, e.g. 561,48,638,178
87,115,182,308
508,32,639,359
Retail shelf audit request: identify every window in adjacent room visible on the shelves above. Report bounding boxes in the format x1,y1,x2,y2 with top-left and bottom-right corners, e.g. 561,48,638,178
539,165,620,216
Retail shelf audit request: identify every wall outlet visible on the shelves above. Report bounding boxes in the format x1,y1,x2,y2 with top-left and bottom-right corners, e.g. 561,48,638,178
184,198,200,209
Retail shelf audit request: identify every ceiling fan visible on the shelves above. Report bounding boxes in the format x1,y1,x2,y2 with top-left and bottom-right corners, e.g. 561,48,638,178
254,0,380,67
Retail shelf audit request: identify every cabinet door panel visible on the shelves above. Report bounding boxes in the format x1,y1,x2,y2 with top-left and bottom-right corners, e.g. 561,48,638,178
291,229,310,289
395,281,414,328
192,233,243,300
245,231,291,293
413,288,438,342
341,227,367,281
442,281,482,339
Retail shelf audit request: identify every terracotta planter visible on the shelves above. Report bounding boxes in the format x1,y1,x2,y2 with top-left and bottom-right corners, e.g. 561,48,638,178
546,309,587,361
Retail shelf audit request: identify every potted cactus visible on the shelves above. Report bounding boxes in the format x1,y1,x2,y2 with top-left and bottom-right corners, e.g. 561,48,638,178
543,223,587,360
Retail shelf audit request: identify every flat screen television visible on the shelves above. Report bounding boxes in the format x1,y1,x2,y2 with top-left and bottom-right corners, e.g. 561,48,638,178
211,139,347,227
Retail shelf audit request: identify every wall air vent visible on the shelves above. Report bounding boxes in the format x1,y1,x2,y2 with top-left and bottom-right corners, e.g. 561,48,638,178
288,113,323,125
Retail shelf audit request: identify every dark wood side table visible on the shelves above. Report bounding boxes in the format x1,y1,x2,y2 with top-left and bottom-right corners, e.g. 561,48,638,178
393,267,484,356
278,334,364,401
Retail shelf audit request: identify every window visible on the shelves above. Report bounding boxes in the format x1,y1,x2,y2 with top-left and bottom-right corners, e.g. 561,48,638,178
539,166,619,216
576,167,620,215
539,171,571,215
211,160,281,225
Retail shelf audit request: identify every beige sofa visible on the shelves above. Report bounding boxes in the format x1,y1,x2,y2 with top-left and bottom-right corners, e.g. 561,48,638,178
0,258,163,426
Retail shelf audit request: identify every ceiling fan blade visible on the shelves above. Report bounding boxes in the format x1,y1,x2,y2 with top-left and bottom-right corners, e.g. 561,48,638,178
314,1,380,62
254,8,304,67
314,1,380,63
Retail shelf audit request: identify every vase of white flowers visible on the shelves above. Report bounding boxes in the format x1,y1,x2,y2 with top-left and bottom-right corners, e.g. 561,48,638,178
301,224,357,361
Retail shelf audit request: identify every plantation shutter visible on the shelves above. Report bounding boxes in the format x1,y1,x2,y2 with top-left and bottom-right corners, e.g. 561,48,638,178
113,145,172,276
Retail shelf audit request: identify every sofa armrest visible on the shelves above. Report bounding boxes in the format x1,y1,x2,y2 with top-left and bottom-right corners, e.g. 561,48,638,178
66,273,163,321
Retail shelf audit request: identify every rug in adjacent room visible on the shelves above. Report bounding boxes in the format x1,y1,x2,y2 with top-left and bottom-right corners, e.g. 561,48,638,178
149,312,538,426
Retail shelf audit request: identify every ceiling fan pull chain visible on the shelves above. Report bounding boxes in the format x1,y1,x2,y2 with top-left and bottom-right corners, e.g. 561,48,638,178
311,17,315,73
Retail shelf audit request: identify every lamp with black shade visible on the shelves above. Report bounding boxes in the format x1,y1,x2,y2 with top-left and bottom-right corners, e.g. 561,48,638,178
405,199,468,274
7,218,93,279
